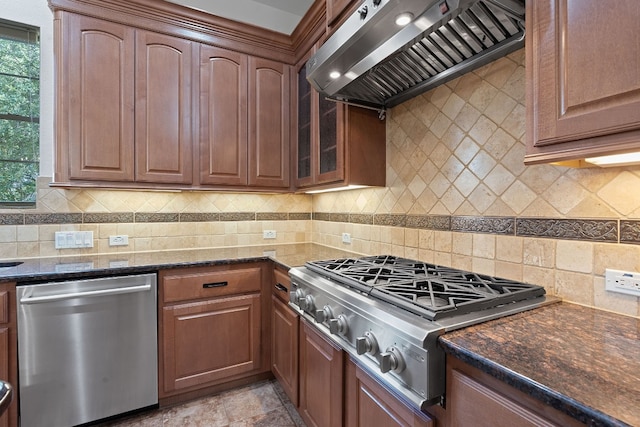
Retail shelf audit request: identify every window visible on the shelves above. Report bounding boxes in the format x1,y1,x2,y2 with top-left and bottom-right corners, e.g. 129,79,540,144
0,19,39,207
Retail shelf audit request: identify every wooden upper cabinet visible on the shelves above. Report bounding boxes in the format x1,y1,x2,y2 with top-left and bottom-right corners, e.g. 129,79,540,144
55,7,292,191
199,45,248,186
327,0,357,27
525,0,640,164
248,57,291,188
65,14,135,182
135,31,194,184
294,51,385,191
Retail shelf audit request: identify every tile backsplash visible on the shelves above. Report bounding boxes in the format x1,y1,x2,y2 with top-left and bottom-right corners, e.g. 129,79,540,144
0,181,312,258
313,49,640,318
0,48,639,318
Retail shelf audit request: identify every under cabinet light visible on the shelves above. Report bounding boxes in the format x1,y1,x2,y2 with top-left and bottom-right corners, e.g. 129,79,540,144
306,185,369,194
585,152,640,167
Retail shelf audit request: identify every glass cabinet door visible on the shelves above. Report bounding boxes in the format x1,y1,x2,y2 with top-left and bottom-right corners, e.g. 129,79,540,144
297,65,312,182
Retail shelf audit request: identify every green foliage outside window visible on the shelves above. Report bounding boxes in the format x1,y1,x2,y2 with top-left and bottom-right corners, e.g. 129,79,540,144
0,21,40,206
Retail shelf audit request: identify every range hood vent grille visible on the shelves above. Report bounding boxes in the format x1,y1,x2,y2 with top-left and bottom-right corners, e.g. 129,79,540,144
307,0,525,109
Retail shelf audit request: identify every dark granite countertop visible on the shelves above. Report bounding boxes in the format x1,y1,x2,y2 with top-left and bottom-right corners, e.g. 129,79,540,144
2,247,638,426
0,243,358,283
439,302,640,427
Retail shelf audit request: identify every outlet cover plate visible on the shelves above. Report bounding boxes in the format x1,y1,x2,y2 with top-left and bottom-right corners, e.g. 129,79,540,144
605,268,640,297
109,235,129,246
342,232,352,244
263,230,276,239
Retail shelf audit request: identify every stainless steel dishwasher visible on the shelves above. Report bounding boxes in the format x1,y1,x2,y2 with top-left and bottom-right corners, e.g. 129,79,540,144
17,273,158,427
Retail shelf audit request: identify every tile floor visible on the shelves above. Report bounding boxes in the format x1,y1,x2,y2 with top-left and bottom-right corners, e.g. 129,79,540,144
104,380,306,427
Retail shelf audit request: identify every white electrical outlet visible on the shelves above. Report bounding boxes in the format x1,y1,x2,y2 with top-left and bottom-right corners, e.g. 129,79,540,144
263,230,277,239
109,235,129,246
605,268,640,297
342,232,352,244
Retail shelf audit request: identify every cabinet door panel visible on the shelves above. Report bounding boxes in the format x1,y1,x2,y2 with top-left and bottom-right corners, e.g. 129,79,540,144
296,63,314,185
526,0,640,162
199,46,248,186
299,320,343,427
135,31,193,184
162,293,261,393
317,98,343,184
0,328,7,427
67,15,135,181
271,296,299,406
345,360,433,427
449,368,556,427
248,57,290,188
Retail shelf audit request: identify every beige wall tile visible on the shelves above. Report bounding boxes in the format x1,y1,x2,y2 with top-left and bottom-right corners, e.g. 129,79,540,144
523,238,556,268
452,232,472,256
556,241,593,274
472,234,495,259
555,271,594,306
593,276,638,317
496,235,523,263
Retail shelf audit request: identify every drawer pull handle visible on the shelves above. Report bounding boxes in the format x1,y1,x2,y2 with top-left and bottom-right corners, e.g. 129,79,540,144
203,281,228,288
274,283,288,292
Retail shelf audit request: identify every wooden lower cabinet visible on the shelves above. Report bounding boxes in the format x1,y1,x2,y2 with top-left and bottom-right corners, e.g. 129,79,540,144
0,284,17,427
298,318,344,427
158,264,271,402
345,358,433,427
271,268,299,406
446,356,584,427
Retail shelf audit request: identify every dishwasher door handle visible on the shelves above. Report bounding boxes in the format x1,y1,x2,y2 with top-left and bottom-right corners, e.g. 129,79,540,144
19,284,152,304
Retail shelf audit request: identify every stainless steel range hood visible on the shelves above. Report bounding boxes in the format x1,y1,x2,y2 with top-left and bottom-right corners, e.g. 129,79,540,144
306,0,525,109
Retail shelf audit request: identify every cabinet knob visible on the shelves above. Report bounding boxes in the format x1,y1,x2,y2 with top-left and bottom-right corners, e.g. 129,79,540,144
379,347,405,374
355,331,378,355
328,314,348,335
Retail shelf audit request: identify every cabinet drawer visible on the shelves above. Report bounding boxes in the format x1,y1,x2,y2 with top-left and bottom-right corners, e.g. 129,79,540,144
272,267,291,304
162,266,261,303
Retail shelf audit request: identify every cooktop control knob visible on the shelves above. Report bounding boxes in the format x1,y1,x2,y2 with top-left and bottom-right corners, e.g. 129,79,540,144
379,347,405,374
373,0,382,6
290,288,305,305
355,331,378,356
301,295,315,313
328,314,348,335
314,305,334,324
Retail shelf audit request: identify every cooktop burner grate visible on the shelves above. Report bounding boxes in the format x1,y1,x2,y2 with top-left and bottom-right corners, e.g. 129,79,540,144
306,255,545,320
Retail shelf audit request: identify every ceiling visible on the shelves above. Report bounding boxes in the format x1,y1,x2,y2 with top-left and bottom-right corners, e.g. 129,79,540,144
164,0,316,35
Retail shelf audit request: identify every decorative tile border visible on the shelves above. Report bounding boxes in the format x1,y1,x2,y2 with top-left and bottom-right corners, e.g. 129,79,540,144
0,213,25,225
1,210,635,244
350,214,374,225
406,215,450,230
374,214,406,227
179,212,220,222
314,213,628,244
0,212,313,225
619,220,640,244
24,213,83,225
84,212,135,223
452,216,515,235
135,213,180,223
516,218,618,242
256,212,288,221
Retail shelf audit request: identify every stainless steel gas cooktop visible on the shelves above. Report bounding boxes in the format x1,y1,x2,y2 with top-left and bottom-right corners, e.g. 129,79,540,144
289,255,557,410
